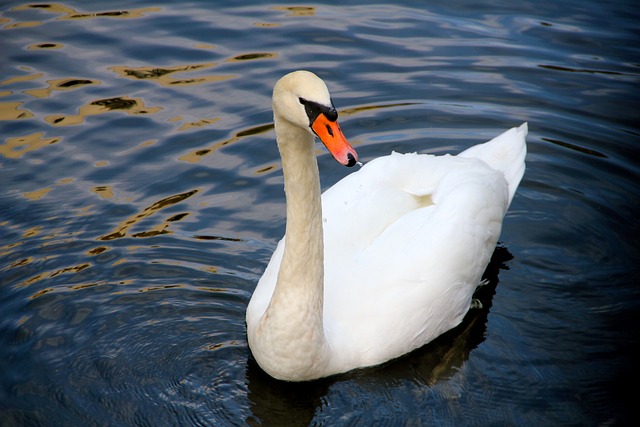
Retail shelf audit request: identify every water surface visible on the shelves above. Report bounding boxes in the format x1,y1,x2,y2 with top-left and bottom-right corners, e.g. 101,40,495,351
1,1,638,425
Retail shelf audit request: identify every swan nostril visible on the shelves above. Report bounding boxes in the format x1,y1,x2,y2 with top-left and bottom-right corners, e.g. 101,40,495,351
326,124,333,137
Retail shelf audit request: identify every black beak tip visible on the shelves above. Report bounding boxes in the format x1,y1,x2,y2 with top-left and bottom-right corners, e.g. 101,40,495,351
346,153,357,167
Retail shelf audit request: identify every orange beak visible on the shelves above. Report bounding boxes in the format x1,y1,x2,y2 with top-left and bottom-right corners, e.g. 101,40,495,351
311,113,358,167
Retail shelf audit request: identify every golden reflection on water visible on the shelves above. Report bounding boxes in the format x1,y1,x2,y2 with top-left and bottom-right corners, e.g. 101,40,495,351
179,123,274,163
270,6,316,17
109,64,235,87
4,3,161,29
87,246,108,255
68,282,101,291
176,118,220,132
26,42,64,50
2,20,40,29
253,22,281,28
8,257,34,269
29,288,54,299
99,189,199,241
194,43,216,50
227,52,277,62
0,101,34,120
44,96,162,127
0,131,55,160
18,260,93,291
91,186,114,200
119,139,158,156
4,210,130,291
139,284,184,293
109,52,277,86
21,187,53,201
340,102,420,117
24,78,100,98
1,3,291,302
1,73,44,86
23,226,42,238
48,263,91,278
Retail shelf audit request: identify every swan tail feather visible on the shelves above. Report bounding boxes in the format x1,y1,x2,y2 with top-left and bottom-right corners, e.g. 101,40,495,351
458,123,528,206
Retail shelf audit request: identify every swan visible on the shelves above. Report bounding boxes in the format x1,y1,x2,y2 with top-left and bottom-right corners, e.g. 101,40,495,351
246,70,527,381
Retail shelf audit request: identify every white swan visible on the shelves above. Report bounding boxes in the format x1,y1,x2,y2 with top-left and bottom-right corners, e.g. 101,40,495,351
246,70,527,381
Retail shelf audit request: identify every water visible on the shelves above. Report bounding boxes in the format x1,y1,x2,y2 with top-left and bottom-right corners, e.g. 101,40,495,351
1,1,638,425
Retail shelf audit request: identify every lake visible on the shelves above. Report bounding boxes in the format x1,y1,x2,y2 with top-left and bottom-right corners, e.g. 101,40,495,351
1,0,638,425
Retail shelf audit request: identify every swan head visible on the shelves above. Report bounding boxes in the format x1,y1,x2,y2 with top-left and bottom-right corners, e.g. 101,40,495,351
273,70,358,167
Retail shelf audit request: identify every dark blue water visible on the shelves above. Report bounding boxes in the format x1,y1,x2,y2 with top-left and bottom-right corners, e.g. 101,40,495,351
1,1,638,425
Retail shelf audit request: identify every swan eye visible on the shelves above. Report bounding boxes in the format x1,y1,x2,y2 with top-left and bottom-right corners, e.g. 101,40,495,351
299,97,338,126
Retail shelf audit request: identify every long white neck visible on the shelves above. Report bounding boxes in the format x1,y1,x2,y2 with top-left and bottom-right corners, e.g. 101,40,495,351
253,117,329,381
277,122,325,301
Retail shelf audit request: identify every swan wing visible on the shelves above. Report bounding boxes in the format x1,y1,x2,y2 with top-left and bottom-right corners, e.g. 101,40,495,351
320,124,527,366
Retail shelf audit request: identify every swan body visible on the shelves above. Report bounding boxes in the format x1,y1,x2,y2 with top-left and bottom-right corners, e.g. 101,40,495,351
246,70,527,381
